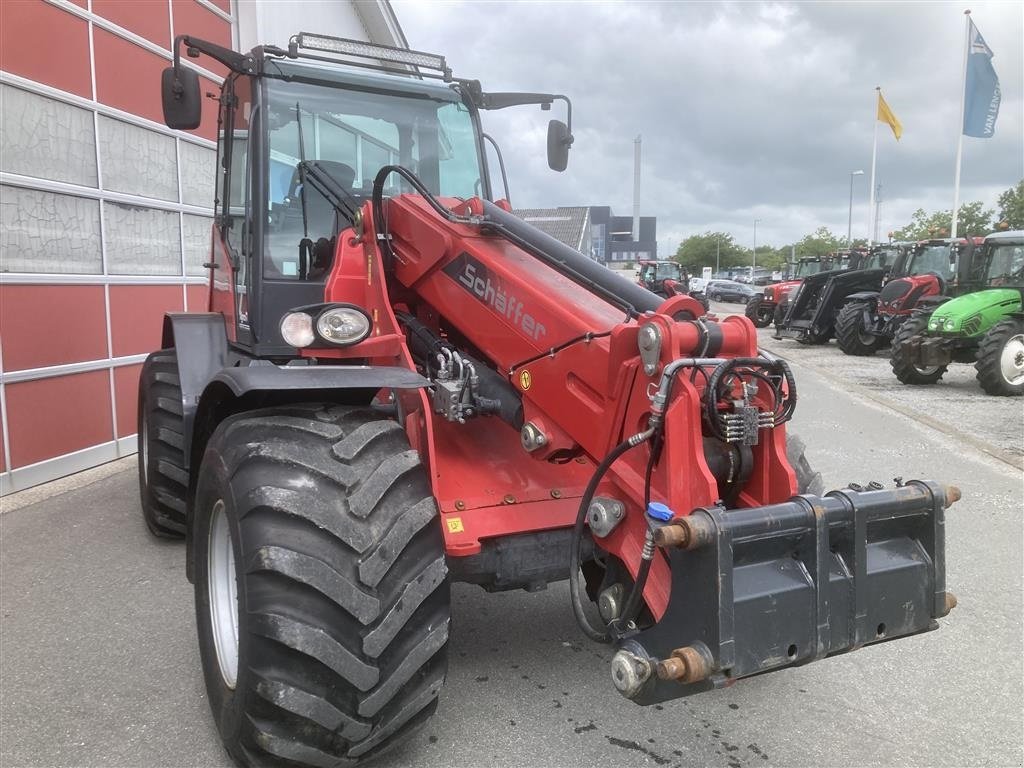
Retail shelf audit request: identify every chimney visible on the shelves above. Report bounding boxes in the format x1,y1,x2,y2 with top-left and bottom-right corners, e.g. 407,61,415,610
632,134,641,241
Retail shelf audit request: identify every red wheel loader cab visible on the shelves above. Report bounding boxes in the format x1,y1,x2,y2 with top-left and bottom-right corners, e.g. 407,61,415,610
139,32,959,767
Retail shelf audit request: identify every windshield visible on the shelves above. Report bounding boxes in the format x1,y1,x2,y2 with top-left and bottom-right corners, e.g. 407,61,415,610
654,263,680,280
796,261,824,277
908,245,954,279
985,243,1024,286
263,77,483,279
866,249,895,270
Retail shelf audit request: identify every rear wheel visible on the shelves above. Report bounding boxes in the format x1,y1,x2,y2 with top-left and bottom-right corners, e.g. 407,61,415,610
891,313,947,385
137,350,188,537
745,298,774,328
975,319,1024,396
193,404,450,767
835,301,883,356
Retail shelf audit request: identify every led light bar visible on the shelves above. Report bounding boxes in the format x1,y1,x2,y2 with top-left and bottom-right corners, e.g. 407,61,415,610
292,33,451,78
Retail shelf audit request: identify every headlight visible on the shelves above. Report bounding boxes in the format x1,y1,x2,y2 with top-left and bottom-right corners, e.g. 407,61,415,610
764,288,774,300
944,319,957,331
928,319,939,331
281,312,315,347
317,306,372,345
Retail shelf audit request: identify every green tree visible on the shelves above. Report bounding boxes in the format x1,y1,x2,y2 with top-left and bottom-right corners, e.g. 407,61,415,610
892,201,995,240
996,180,1024,229
674,232,747,271
793,227,843,258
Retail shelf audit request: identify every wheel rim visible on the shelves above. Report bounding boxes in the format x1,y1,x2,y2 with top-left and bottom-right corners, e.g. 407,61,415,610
999,333,1024,385
858,328,875,346
208,499,239,689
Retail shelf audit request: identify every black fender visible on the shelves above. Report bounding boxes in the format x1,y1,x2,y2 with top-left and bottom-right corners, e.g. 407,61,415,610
844,291,881,304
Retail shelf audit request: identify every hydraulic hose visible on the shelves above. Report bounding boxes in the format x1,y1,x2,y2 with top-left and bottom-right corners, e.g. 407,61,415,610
570,427,655,643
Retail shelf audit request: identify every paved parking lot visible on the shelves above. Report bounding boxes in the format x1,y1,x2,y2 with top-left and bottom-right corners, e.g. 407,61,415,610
2,313,1022,768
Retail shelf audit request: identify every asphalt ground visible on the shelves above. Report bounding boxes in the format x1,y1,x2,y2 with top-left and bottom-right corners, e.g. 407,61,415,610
2,313,1022,768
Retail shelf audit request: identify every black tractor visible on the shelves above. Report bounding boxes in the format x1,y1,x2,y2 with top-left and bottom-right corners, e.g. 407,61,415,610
773,246,900,344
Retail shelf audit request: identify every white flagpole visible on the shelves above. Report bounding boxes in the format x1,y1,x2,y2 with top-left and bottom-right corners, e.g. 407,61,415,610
868,87,879,246
951,9,972,239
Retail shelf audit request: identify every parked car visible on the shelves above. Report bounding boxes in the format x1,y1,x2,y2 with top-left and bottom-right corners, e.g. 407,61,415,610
706,279,756,303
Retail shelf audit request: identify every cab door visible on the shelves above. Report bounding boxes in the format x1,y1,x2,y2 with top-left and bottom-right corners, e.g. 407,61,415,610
210,75,254,346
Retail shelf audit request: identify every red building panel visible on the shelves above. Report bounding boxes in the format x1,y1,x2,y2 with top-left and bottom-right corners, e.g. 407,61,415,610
185,284,209,312
208,0,232,14
93,0,172,49
0,285,108,371
113,363,143,437
109,285,184,358
171,0,231,77
93,27,220,141
0,0,92,98
0,409,6,472
6,371,113,468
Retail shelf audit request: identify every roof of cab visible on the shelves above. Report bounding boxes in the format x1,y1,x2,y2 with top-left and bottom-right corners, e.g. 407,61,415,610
263,58,462,103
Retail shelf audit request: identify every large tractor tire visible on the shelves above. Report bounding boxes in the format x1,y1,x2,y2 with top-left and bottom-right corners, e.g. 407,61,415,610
975,319,1024,396
891,313,947,385
137,350,188,537
835,301,884,356
745,297,774,328
192,404,449,767
786,432,824,496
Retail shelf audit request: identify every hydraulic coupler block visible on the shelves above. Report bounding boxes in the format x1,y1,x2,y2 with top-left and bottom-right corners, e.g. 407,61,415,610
610,480,959,705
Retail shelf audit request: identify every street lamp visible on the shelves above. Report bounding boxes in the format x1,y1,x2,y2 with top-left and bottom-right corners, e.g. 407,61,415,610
752,218,761,278
848,170,864,246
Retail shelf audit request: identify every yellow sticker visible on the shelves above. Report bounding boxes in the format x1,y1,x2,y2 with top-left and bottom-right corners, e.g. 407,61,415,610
446,517,465,533
519,369,532,390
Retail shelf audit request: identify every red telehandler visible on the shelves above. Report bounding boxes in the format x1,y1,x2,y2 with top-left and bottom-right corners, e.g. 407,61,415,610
140,33,959,766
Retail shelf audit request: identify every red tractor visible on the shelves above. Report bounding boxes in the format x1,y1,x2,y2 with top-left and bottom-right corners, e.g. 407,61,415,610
140,33,958,767
834,237,983,356
636,260,709,310
745,255,834,328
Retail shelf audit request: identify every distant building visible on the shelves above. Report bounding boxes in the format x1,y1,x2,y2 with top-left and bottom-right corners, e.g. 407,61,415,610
514,206,657,264
515,207,591,256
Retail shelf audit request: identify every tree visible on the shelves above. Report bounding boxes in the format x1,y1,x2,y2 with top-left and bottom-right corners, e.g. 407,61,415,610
793,227,843,258
892,201,995,240
996,180,1024,229
674,232,748,271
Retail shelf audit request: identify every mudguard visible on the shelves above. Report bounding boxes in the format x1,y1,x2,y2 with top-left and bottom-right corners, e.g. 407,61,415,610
845,291,881,303
161,312,428,468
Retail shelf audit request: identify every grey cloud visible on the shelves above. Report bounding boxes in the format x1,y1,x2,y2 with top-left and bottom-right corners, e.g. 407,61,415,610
394,0,1022,249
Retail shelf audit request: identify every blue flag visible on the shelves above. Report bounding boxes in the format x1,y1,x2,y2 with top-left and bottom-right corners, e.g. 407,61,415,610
963,18,1000,138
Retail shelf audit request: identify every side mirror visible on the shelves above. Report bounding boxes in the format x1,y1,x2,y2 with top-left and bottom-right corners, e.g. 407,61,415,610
547,119,572,172
161,66,202,130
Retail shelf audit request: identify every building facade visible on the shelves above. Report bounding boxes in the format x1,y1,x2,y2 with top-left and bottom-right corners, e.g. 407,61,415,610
0,0,405,494
513,205,657,264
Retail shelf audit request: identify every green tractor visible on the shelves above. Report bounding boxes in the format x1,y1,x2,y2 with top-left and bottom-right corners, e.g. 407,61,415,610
890,230,1024,395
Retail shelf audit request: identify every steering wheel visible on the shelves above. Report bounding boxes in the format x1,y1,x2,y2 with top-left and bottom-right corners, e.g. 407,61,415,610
925,271,947,294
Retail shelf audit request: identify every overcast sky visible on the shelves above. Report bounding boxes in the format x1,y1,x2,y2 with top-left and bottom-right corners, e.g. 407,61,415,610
393,0,1023,253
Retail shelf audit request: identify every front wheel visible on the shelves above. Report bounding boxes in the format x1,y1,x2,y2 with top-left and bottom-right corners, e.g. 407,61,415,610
975,319,1024,396
745,298,774,328
193,404,450,767
890,313,947,385
835,301,883,356
137,350,188,537
787,432,824,496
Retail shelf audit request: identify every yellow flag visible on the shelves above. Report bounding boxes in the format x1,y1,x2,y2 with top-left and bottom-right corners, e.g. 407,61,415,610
877,90,902,140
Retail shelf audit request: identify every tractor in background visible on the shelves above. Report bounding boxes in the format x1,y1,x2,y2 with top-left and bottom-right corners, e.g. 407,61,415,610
139,31,959,766
772,247,900,344
636,260,710,310
836,237,982,356
890,231,1024,394
745,255,836,328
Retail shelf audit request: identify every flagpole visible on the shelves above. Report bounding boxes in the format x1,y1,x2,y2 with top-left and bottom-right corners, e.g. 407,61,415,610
868,87,879,246
951,9,971,239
